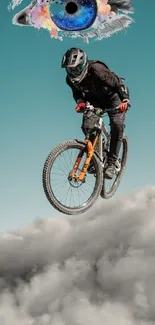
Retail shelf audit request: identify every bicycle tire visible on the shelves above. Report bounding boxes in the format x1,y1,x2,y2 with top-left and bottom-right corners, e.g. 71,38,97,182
100,136,128,199
42,139,103,215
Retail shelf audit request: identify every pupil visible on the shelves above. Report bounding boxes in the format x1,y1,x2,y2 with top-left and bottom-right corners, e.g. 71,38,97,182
65,2,78,14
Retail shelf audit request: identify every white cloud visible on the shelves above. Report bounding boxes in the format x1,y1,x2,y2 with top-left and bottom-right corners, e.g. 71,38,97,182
0,186,155,324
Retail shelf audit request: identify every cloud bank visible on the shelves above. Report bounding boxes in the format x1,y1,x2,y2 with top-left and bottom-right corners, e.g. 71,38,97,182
0,186,155,325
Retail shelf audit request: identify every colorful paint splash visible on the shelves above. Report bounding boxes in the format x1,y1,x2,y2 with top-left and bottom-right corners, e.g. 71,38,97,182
9,0,134,42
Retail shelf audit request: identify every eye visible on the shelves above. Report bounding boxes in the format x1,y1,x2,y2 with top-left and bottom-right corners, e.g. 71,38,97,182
11,0,134,42
50,0,97,31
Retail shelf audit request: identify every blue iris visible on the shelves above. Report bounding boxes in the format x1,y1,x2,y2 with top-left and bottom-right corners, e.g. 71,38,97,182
50,0,97,31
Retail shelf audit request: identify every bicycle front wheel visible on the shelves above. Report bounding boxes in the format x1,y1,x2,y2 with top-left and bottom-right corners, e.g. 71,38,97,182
42,140,103,215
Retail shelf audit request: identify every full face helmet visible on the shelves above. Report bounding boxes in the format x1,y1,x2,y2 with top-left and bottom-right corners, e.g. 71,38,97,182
61,47,88,82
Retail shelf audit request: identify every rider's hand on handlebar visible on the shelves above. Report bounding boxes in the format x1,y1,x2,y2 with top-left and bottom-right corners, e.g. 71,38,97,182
118,99,131,112
75,102,86,113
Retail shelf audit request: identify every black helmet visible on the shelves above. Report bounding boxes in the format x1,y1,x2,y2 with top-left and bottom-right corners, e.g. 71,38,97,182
61,48,88,82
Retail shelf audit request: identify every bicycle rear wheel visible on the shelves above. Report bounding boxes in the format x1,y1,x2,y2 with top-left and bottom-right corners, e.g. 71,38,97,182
42,140,103,215
100,136,128,199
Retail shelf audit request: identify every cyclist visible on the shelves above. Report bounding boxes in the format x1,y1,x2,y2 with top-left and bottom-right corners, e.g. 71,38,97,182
61,47,130,179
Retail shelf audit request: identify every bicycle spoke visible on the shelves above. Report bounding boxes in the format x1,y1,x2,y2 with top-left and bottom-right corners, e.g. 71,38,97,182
57,155,69,173
53,165,68,176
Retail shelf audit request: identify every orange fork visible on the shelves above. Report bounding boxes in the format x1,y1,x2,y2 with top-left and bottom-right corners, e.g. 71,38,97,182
71,135,99,182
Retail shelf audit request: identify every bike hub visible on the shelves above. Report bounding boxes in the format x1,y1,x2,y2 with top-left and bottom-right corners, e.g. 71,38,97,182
68,172,85,187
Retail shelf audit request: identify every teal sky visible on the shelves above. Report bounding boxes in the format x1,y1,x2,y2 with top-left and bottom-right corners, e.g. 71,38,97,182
0,0,155,231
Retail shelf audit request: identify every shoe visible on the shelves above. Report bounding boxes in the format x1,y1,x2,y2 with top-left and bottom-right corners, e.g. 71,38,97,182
104,163,116,179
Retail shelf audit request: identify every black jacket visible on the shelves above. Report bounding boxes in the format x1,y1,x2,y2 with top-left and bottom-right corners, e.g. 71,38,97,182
66,60,130,109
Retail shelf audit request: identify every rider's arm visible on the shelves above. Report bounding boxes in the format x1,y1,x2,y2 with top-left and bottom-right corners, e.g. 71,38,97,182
66,76,85,104
92,62,130,101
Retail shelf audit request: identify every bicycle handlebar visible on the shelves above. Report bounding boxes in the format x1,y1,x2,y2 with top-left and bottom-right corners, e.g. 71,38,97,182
85,102,120,116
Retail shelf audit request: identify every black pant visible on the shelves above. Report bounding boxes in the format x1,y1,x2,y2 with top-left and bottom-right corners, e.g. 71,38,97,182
81,109,125,163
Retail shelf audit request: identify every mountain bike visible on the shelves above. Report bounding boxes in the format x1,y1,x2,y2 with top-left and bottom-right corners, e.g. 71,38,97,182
42,102,128,215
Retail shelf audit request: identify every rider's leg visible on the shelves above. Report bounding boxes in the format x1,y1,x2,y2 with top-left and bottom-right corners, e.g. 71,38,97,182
81,112,100,138
104,110,126,179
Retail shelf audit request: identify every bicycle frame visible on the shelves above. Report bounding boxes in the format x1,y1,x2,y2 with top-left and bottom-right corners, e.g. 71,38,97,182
71,109,111,182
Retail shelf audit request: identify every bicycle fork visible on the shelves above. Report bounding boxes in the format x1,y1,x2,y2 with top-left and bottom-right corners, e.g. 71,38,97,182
70,135,100,182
